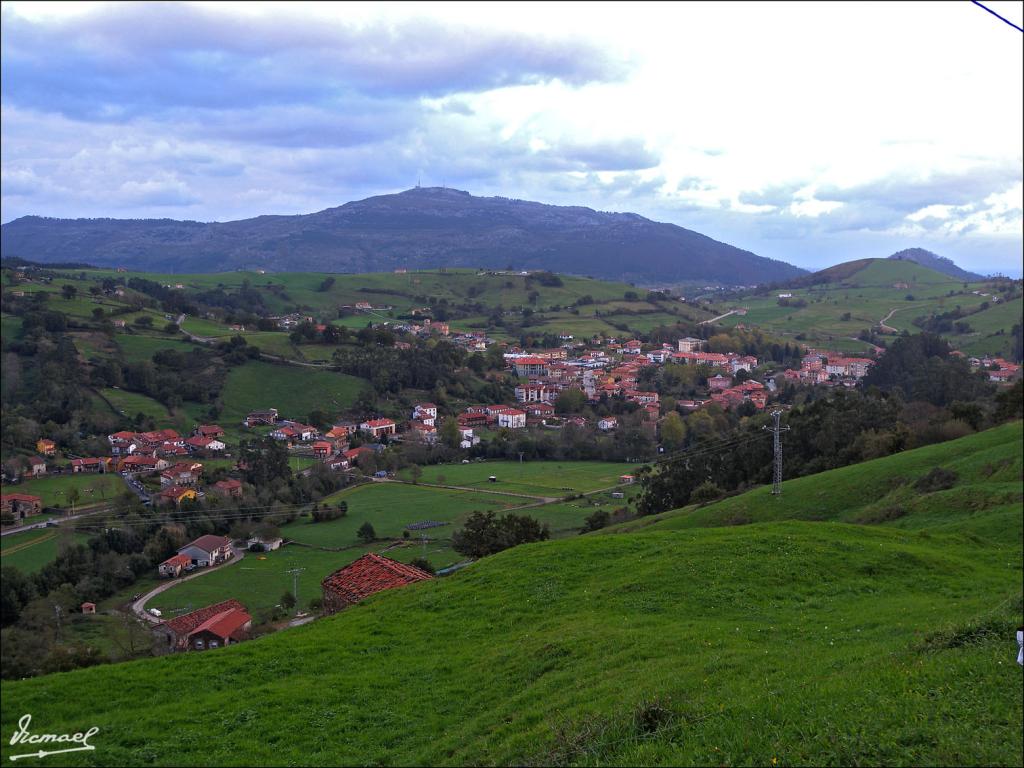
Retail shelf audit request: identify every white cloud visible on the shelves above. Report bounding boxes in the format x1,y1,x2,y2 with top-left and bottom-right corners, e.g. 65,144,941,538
2,1,1022,274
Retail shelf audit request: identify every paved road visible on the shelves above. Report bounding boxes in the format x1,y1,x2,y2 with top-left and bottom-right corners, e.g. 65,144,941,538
130,546,246,623
1,504,115,537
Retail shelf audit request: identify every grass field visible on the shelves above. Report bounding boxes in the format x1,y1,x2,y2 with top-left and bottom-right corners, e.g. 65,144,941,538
147,470,640,618
1,528,89,574
607,421,1023,541
399,459,637,497
114,333,200,363
0,473,125,508
218,360,366,425
100,387,172,422
711,259,1009,354
3,512,1019,765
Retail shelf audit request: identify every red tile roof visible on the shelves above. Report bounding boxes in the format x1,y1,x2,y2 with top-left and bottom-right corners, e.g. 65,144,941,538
183,534,230,553
161,599,246,637
1,493,42,503
161,553,192,568
188,607,252,642
321,553,432,605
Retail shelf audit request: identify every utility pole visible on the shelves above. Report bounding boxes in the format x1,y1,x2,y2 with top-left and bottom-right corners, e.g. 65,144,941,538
285,567,305,606
53,604,63,642
762,410,790,495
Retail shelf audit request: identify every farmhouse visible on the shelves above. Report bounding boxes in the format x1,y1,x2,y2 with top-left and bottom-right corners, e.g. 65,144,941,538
26,456,46,477
177,534,233,567
211,479,243,499
155,599,251,652
158,553,192,578
244,409,279,427
360,418,397,438
35,439,57,456
1,493,43,521
157,486,197,507
160,462,203,487
70,457,111,474
412,403,438,425
185,436,226,453
194,425,225,439
598,417,618,431
512,356,550,377
321,553,433,614
312,441,333,458
488,406,526,429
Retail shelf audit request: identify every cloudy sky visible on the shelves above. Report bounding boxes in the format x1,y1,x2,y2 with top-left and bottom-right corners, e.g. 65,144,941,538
2,1,1022,275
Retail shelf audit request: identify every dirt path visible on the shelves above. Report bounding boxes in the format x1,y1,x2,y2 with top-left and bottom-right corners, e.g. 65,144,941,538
879,307,902,333
700,309,738,325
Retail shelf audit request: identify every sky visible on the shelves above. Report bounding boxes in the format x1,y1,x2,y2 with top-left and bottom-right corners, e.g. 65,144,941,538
2,1,1022,275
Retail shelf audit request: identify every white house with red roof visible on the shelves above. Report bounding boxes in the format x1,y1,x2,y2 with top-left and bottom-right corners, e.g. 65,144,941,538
360,418,397,437
177,534,233,568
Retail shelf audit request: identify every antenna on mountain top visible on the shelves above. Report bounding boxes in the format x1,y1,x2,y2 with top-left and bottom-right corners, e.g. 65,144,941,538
416,174,421,189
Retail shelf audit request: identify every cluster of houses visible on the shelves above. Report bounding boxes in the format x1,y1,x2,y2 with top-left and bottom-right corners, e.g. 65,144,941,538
967,355,1021,383
149,551,433,654
780,351,877,386
108,425,227,459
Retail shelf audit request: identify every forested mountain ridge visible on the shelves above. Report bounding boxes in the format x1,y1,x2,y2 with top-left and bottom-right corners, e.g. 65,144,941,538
0,187,806,285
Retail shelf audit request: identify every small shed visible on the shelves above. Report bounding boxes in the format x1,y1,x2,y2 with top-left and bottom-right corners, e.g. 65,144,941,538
81,602,97,615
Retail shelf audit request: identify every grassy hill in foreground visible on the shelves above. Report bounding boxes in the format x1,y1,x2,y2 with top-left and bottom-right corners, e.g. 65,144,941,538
1,427,1021,766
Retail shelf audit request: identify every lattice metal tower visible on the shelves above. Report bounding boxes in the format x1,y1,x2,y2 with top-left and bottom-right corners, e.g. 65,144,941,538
762,410,790,495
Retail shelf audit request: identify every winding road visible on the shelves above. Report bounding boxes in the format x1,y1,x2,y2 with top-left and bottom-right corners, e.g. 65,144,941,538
130,546,246,623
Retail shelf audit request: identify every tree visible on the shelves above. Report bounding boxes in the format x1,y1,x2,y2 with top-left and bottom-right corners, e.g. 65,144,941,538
357,522,376,544
133,315,153,328
580,509,610,534
409,465,423,484
555,388,586,414
439,417,461,449
163,322,180,334
280,591,296,610
451,511,549,558
659,411,686,451
690,481,724,504
61,284,77,300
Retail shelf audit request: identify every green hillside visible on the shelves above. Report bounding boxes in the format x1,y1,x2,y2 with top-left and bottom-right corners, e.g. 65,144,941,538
1,426,1020,766
612,421,1022,540
712,258,1018,356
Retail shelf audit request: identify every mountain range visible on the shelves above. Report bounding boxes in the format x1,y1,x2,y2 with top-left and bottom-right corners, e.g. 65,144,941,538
0,187,806,285
887,247,984,281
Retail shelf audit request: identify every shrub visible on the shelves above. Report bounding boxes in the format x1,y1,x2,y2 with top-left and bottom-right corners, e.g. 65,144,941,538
914,467,958,493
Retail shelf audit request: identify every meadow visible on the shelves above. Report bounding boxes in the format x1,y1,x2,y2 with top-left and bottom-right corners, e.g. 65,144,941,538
1,528,90,574
2,515,1019,766
218,360,366,425
399,459,637,497
608,421,1023,540
711,260,1007,354
0,473,125,508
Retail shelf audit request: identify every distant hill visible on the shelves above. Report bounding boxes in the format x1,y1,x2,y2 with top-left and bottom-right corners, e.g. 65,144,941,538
0,187,805,286
888,247,984,281
794,257,963,288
